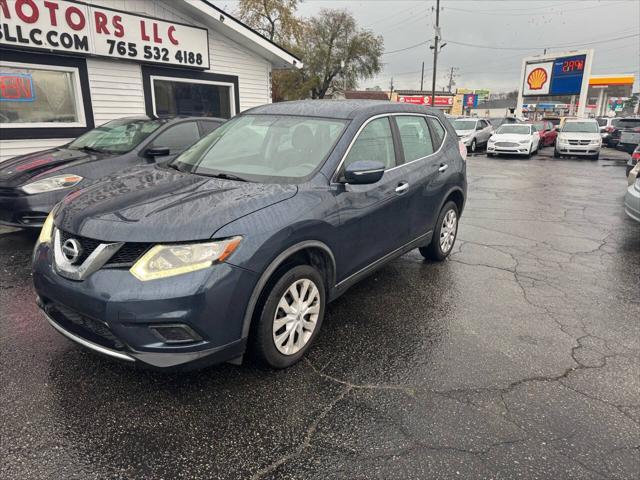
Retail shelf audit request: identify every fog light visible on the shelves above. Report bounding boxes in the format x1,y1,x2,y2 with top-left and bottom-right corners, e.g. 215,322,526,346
150,324,202,344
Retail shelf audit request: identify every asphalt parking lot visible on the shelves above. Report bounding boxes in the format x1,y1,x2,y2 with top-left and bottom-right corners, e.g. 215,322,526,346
1,146,638,480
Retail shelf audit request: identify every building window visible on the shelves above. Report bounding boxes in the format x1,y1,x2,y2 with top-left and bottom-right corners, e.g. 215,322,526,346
151,76,234,119
0,62,86,128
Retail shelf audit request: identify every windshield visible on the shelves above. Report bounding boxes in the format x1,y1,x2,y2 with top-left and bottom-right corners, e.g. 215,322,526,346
561,122,599,133
170,114,347,182
452,119,477,130
69,118,164,153
496,125,530,135
534,122,546,131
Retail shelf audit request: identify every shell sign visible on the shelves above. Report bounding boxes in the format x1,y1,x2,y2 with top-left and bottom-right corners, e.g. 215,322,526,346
523,62,552,96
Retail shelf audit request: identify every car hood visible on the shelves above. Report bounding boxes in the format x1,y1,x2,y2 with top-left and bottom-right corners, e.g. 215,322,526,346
491,134,530,142
54,165,298,242
0,146,113,187
558,132,600,141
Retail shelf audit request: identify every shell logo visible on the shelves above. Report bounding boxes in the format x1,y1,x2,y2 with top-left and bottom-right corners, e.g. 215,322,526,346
527,67,548,90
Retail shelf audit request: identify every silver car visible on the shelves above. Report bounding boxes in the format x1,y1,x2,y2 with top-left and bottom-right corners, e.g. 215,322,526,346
624,175,640,222
451,118,493,153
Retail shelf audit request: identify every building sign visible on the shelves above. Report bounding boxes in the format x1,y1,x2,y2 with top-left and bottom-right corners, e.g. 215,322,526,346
397,95,454,106
0,0,210,69
0,73,35,101
523,62,552,96
549,54,586,95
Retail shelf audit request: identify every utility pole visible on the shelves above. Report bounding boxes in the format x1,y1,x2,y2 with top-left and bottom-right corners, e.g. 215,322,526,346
389,77,394,97
447,66,457,92
420,61,425,91
430,0,441,106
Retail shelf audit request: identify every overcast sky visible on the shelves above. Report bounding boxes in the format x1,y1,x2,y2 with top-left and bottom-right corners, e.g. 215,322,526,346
219,0,640,93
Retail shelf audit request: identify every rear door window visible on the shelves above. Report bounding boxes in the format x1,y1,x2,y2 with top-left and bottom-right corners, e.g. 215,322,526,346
396,116,434,162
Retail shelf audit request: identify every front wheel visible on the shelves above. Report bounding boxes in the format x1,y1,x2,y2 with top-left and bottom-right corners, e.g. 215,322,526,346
590,152,600,160
419,201,459,261
554,148,561,158
252,265,326,368
469,139,477,154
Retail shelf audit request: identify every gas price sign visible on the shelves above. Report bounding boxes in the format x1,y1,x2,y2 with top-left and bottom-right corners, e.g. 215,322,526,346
549,54,587,95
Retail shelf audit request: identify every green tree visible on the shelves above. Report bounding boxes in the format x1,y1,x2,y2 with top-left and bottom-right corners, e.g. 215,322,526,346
299,9,383,99
237,0,302,44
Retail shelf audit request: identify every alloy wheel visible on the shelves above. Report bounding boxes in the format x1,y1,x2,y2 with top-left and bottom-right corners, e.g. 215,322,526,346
272,278,320,355
439,209,458,253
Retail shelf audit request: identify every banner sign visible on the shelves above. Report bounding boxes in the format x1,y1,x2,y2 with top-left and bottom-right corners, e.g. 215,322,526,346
397,95,454,106
0,73,35,101
0,0,210,69
463,93,478,108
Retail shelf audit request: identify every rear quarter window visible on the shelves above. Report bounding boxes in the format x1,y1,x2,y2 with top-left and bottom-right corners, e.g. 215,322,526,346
427,117,446,150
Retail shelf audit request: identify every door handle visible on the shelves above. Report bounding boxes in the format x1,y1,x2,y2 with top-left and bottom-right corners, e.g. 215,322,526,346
438,163,449,173
395,182,409,194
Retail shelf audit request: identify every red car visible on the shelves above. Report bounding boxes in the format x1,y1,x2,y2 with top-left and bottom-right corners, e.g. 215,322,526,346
534,120,558,147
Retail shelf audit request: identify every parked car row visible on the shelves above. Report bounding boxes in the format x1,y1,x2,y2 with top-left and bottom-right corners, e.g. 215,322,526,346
3,101,469,371
624,145,640,223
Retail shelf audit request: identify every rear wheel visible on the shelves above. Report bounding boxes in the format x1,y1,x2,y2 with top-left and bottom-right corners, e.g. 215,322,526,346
252,265,326,368
419,201,459,261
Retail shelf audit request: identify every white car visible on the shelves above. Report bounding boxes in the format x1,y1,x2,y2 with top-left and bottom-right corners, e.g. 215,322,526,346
451,118,493,153
486,124,540,157
554,119,602,160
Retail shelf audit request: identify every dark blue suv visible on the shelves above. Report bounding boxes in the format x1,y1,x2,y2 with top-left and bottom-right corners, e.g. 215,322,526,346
32,100,467,370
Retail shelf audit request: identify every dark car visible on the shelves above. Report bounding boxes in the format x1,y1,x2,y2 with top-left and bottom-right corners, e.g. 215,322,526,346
32,100,467,370
604,117,640,151
533,120,557,147
0,116,224,228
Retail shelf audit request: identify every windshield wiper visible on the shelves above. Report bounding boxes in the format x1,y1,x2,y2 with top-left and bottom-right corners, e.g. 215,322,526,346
210,172,249,182
79,146,110,154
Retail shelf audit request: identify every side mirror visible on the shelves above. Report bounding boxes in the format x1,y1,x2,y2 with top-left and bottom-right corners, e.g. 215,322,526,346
145,146,170,158
343,160,385,185
476,125,483,130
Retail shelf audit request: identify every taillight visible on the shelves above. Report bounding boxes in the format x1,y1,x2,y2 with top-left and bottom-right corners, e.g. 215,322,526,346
604,126,615,133
458,141,467,162
632,151,640,161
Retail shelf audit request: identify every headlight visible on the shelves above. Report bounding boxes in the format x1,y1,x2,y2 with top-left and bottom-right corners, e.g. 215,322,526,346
590,139,601,145
519,139,530,144
130,237,242,281
21,174,83,194
488,137,495,144
36,210,55,246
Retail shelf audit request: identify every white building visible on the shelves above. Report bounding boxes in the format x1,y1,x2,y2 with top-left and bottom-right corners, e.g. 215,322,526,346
0,0,301,162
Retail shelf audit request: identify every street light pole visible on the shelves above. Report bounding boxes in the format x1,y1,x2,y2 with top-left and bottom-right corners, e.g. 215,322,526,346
431,0,440,106
420,61,425,91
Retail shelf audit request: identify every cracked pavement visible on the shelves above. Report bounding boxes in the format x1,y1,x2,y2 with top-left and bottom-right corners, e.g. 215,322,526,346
1,148,638,479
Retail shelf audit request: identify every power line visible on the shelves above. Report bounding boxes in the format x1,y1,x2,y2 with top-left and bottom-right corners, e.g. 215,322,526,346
444,0,629,16
445,33,639,51
383,41,429,56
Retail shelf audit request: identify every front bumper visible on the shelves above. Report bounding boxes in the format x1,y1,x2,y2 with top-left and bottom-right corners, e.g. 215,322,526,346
33,242,258,368
556,143,600,156
0,188,64,228
624,184,640,222
487,144,530,155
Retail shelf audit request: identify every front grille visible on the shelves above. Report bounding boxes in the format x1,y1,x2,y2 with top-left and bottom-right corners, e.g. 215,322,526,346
58,230,149,267
495,142,518,147
568,140,590,145
105,243,151,267
45,301,125,350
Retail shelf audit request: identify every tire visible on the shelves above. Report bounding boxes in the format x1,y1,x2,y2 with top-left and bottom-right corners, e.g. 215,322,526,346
469,139,477,154
590,152,600,160
554,148,561,158
487,152,494,157
251,264,326,369
419,201,459,261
